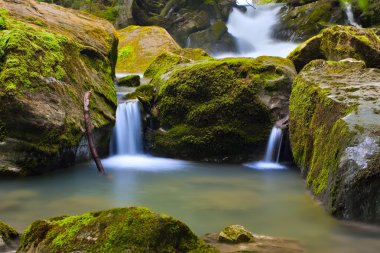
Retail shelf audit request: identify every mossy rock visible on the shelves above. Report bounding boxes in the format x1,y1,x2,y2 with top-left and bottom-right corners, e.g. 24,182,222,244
118,75,140,87
0,1,117,176
148,57,297,161
352,0,380,27
272,0,346,41
289,58,380,224
116,25,181,73
0,220,19,251
126,84,156,112
218,225,254,244
288,25,380,71
18,207,218,253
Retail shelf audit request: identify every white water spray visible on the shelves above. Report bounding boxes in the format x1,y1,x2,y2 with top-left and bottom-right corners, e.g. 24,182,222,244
216,4,298,58
343,2,361,27
264,126,283,163
111,100,143,155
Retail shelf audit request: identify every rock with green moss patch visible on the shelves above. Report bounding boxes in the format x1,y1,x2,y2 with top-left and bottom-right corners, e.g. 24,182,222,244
0,220,19,251
272,0,346,41
148,56,297,162
351,0,380,27
218,225,254,244
118,75,140,87
18,206,218,253
0,0,117,176
288,25,380,71
289,58,380,224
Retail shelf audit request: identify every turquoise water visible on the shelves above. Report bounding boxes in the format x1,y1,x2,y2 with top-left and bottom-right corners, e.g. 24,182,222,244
0,156,379,252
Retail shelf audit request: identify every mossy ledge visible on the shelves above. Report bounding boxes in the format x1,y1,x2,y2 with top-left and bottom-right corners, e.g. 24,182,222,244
18,207,218,253
0,0,118,176
289,59,380,223
146,56,297,162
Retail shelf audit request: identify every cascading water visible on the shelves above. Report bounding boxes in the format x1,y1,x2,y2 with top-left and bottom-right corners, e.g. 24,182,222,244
215,3,298,58
343,2,361,27
264,126,283,163
244,126,285,170
111,100,143,155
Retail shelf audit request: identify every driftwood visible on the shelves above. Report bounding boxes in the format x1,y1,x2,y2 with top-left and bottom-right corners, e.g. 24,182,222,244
83,91,106,174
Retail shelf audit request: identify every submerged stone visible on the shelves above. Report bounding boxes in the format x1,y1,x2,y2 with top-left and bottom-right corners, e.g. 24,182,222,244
0,0,117,176
289,59,380,224
218,225,254,244
288,25,380,71
18,207,218,253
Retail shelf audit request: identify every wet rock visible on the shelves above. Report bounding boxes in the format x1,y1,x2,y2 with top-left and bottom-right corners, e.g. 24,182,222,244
289,59,380,224
147,56,296,162
0,0,117,176
218,225,254,243
351,0,380,27
118,75,140,87
288,25,380,71
18,207,218,253
204,231,304,253
0,220,19,252
272,0,346,41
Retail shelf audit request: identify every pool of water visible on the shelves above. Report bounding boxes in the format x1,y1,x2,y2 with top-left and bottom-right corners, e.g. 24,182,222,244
1,155,379,252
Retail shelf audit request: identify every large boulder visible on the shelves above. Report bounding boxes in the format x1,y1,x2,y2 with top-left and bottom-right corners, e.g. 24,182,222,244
147,57,297,162
288,25,380,71
0,0,117,176
0,220,19,252
132,0,236,46
18,207,218,253
289,59,380,223
272,0,346,41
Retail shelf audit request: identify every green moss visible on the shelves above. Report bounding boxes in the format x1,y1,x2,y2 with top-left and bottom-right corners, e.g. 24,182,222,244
118,75,140,87
126,84,155,111
144,52,190,78
0,220,19,242
18,207,217,253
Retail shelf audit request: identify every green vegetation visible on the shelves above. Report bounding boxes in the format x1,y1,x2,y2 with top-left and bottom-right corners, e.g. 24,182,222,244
18,207,218,253
0,220,19,243
118,75,140,87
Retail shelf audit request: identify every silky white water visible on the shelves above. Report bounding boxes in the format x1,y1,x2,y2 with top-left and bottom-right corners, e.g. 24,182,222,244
343,2,361,27
111,101,143,155
215,4,298,58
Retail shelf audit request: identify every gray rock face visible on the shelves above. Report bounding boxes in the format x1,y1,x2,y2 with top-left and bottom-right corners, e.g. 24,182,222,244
289,58,380,224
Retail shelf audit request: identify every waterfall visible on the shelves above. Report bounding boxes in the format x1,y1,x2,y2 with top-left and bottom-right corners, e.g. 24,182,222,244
343,2,361,27
215,3,298,58
264,126,283,163
111,100,143,155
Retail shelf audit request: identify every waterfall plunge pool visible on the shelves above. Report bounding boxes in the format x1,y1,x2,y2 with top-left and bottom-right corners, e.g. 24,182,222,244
1,160,379,253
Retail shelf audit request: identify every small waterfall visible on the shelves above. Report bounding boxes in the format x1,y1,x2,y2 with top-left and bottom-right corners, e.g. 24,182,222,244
264,126,283,163
215,3,297,58
343,2,361,27
111,100,143,155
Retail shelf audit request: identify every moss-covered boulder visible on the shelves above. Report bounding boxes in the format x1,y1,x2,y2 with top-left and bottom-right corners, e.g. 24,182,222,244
147,57,297,162
18,207,218,253
218,225,254,244
118,74,140,87
116,25,181,73
132,0,235,46
288,25,380,71
188,20,237,55
289,59,380,224
0,220,19,251
0,0,117,176
272,0,346,41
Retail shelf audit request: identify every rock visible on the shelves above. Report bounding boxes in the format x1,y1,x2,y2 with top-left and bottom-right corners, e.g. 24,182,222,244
131,0,236,46
288,25,380,71
351,0,380,27
116,25,181,73
17,207,218,253
147,56,297,162
188,20,237,55
218,225,254,244
289,59,380,224
0,220,19,252
272,0,346,41
204,231,304,253
118,75,140,87
0,0,117,176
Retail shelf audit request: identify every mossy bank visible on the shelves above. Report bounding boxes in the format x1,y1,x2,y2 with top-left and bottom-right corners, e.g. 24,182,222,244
0,0,118,176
